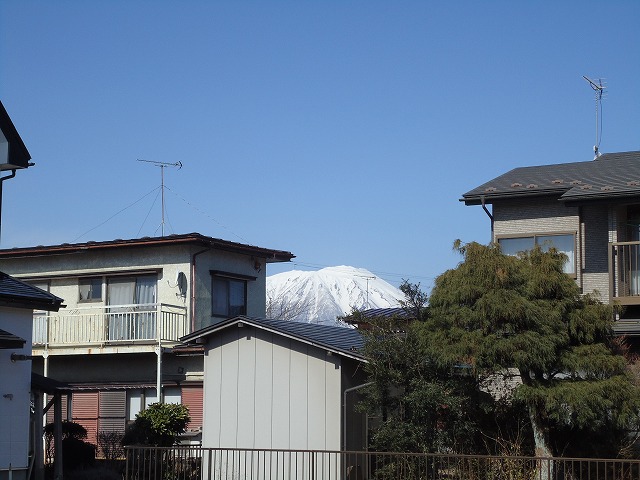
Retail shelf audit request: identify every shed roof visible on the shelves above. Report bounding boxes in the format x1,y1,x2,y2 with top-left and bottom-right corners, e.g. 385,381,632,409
0,232,295,263
0,271,63,311
462,151,640,205
181,316,365,361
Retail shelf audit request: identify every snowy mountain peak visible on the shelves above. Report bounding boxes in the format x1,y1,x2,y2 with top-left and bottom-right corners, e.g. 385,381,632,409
266,266,404,325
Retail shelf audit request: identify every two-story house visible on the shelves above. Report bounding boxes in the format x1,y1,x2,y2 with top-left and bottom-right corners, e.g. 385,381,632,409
462,150,640,336
0,233,294,446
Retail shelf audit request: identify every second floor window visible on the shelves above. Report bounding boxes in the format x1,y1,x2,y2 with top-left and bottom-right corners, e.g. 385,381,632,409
79,277,102,302
498,233,576,275
108,275,157,306
211,271,255,318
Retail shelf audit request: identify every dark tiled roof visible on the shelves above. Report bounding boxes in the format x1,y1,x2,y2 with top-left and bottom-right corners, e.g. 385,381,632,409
356,307,411,319
462,151,640,205
0,328,26,348
182,316,365,360
0,272,63,311
0,232,294,264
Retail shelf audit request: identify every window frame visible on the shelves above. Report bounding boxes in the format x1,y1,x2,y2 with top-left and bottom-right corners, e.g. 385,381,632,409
496,231,577,277
210,270,256,318
78,276,103,303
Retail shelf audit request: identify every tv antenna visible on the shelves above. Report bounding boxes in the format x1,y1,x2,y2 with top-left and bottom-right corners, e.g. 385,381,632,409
357,275,376,308
582,76,606,158
137,159,182,236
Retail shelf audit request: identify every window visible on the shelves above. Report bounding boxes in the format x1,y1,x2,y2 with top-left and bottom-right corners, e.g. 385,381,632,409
498,233,576,275
107,275,156,306
211,271,256,318
79,277,102,302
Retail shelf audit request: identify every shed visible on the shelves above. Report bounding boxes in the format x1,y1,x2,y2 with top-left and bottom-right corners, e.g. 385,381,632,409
181,316,368,452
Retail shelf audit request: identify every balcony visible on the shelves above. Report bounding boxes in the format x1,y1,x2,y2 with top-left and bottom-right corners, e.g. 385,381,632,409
608,241,640,334
608,242,640,305
32,303,188,354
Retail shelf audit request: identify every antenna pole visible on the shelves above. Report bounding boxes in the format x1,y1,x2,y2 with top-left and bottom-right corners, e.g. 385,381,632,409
161,165,165,236
582,76,606,158
137,159,182,236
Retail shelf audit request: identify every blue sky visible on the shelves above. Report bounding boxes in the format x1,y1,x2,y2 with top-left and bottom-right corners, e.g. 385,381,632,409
1,1,639,287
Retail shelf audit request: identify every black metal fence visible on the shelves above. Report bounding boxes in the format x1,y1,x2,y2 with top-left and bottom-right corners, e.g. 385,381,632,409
124,446,640,480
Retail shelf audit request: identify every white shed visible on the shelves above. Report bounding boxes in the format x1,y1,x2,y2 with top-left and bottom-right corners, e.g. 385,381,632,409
182,316,368,452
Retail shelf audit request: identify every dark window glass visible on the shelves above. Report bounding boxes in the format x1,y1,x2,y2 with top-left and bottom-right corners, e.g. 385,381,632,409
79,277,102,301
212,276,246,317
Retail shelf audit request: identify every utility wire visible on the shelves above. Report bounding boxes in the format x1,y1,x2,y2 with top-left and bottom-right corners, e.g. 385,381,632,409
136,188,161,237
72,186,160,242
164,186,249,243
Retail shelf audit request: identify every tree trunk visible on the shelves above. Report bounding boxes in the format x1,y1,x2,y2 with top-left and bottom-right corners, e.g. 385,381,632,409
529,405,553,480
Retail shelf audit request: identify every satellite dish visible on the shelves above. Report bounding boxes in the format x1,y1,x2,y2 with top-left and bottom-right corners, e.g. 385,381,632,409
176,272,187,296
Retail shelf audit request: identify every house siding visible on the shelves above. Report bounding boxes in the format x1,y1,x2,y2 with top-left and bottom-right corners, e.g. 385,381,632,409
581,204,611,302
493,198,580,237
0,308,33,479
202,325,342,451
493,198,582,286
492,199,617,303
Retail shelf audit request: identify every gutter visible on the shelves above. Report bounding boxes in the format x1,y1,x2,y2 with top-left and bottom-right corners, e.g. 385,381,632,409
480,195,493,222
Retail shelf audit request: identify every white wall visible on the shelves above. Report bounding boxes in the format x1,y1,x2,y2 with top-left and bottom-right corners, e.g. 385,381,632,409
202,325,342,451
0,308,33,478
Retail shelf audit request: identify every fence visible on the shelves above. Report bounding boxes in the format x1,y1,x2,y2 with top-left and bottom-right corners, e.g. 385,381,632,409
124,446,640,480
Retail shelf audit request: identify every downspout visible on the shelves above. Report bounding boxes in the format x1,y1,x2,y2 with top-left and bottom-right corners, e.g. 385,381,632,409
0,169,17,242
480,195,494,241
343,382,373,451
190,248,212,332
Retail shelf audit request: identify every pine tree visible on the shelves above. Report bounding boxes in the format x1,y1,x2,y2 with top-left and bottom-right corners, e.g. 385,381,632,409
427,242,640,458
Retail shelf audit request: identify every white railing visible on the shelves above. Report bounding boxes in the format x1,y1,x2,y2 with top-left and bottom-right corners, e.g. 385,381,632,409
32,303,188,348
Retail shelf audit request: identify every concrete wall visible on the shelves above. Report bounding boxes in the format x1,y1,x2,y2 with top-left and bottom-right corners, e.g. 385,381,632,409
0,308,33,480
191,248,267,331
202,325,344,451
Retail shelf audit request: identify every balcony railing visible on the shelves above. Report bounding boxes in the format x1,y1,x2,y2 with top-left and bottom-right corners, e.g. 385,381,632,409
609,241,640,305
33,303,188,348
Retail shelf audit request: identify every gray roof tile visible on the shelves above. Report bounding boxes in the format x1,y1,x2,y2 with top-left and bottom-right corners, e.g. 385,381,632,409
462,151,640,204
182,316,364,359
0,272,63,311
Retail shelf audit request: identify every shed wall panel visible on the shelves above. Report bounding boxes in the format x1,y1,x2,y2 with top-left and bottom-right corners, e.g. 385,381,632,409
253,329,274,447
237,327,256,448
270,335,291,449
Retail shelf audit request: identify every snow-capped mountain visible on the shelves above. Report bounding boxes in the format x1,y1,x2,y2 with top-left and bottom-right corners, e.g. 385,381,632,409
266,266,404,325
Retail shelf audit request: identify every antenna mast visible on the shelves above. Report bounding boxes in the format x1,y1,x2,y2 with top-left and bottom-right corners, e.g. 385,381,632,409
137,159,182,236
582,76,606,158
357,275,376,308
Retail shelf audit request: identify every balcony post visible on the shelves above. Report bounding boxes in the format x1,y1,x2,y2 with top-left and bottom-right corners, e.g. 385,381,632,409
156,303,162,402
609,242,615,303
155,344,162,403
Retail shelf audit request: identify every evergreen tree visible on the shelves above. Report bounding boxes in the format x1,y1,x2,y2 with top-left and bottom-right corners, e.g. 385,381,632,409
357,283,492,454
427,241,640,457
